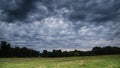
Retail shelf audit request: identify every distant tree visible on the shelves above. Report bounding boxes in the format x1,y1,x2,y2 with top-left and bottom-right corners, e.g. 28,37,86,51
92,47,102,55
62,51,68,57
73,50,80,56
0,41,120,58
41,50,48,57
0,41,40,57
51,49,62,57
92,46,120,55
40,46,120,57
0,41,11,57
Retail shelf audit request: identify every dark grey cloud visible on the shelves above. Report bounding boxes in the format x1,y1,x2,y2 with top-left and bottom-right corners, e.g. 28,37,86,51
0,0,120,51
34,0,120,23
1,0,120,23
0,0,37,22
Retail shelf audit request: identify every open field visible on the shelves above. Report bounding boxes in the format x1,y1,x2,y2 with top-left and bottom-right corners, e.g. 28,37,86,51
0,55,120,68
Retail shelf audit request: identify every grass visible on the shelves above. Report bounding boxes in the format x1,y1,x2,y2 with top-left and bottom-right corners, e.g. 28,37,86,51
0,55,120,68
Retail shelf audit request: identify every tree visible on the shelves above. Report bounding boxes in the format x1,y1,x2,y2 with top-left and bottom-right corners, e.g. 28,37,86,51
41,50,48,57
0,41,11,57
0,41,40,57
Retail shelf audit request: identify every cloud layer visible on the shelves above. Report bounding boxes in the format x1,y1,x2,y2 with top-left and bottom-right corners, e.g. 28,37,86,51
0,0,120,51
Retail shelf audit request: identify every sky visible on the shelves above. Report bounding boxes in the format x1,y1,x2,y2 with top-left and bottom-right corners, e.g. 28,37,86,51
0,0,120,52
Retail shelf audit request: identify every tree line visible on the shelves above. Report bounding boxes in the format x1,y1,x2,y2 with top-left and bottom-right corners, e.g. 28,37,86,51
0,41,120,57
41,46,120,57
0,41,40,57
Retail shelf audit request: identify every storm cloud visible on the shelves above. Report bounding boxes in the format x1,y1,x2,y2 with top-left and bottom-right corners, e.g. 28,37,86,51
0,0,120,51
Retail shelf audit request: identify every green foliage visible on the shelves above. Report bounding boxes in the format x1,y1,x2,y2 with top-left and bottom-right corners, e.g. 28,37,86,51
0,55,120,68
0,41,40,57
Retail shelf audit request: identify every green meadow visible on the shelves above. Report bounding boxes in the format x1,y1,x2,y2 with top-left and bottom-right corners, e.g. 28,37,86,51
0,55,120,68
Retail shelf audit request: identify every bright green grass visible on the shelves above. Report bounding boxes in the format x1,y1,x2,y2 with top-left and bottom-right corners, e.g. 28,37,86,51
0,55,120,68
